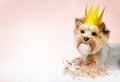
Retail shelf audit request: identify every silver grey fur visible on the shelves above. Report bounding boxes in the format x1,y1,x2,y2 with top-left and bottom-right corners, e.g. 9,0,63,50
96,43,120,70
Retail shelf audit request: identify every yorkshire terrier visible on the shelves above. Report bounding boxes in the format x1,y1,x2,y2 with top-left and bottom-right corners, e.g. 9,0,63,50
64,4,120,78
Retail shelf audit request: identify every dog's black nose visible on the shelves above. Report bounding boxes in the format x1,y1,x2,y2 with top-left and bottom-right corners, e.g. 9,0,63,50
84,37,89,42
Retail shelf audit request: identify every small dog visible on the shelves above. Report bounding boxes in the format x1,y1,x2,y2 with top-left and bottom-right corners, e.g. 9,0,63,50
64,4,120,78
74,18,120,70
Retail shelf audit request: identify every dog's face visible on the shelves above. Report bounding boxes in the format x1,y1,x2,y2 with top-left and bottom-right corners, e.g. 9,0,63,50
74,18,110,58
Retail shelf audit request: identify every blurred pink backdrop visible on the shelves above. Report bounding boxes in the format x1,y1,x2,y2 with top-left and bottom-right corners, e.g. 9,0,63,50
0,0,120,82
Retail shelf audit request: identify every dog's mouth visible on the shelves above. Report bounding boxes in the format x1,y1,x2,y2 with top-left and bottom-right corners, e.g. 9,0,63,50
77,43,92,59
77,41,95,55
83,42,89,45
77,41,91,49
77,39,96,51
83,42,92,48
83,42,93,50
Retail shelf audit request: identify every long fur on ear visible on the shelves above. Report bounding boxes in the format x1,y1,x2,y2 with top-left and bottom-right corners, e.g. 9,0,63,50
99,22,110,34
75,18,84,27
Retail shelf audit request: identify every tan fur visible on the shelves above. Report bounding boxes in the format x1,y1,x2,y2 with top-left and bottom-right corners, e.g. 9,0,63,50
74,18,109,54
64,18,110,78
63,56,105,78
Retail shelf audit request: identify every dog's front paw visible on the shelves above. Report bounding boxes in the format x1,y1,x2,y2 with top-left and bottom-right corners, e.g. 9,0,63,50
63,57,83,77
72,57,83,66
63,57,83,67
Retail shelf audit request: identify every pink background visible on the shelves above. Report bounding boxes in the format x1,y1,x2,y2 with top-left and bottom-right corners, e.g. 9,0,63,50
0,0,120,82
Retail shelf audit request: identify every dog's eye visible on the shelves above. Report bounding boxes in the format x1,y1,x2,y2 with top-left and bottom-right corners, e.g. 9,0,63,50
80,30,85,34
92,32,97,36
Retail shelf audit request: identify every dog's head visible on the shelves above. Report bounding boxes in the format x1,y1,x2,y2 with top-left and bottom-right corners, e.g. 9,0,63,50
74,18,110,58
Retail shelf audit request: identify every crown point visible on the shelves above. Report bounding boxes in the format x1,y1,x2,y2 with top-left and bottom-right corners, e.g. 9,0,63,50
85,5,88,16
97,7,105,25
84,4,105,26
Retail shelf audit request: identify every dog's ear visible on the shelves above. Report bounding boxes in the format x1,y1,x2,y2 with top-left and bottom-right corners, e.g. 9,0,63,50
99,22,110,34
75,18,84,28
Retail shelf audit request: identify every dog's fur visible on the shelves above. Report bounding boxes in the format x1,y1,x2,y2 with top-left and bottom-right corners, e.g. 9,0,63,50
74,18,120,70
63,18,120,78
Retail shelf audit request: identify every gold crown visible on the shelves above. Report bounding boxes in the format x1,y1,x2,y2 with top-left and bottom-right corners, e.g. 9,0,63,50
84,4,105,26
